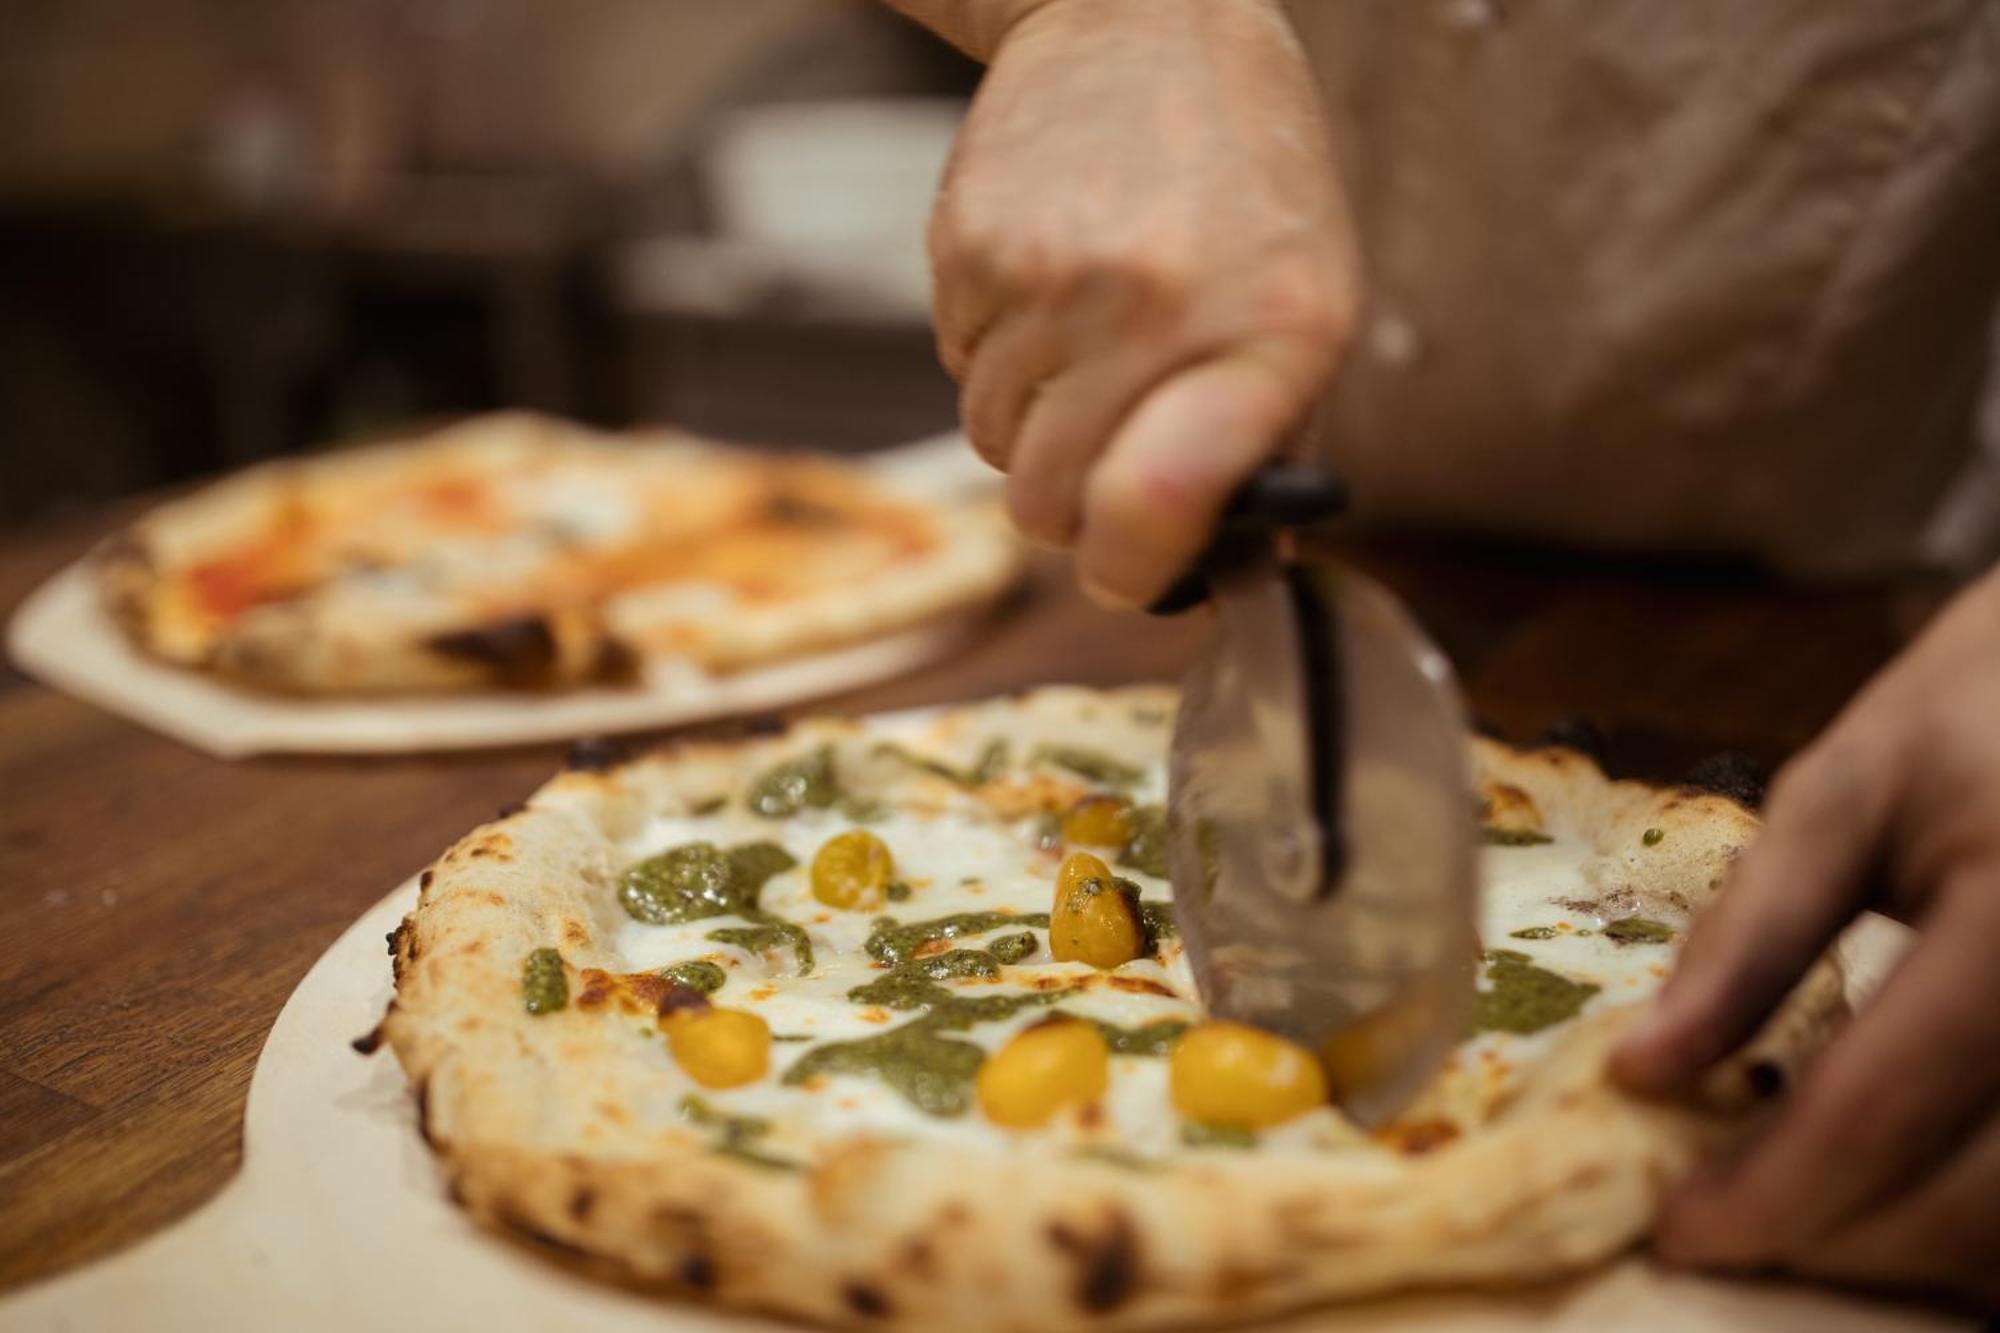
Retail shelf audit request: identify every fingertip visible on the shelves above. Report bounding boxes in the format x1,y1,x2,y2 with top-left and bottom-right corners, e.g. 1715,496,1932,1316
1608,1026,1679,1097
1608,987,1715,1095
1653,1165,1777,1270
1077,570,1140,611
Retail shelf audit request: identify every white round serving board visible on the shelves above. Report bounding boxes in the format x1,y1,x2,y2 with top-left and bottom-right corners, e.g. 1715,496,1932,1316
0,887,1959,1333
2,434,1010,758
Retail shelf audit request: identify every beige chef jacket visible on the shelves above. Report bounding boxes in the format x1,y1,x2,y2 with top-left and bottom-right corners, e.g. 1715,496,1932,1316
1285,0,2000,576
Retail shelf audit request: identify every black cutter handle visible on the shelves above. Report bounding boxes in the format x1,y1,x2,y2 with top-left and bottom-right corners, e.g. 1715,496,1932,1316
1146,463,1348,615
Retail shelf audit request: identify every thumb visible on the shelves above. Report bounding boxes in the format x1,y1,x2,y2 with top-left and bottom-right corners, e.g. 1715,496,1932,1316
1071,337,1325,608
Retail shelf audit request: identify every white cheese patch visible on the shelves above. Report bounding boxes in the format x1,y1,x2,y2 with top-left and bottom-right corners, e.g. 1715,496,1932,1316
516,472,642,544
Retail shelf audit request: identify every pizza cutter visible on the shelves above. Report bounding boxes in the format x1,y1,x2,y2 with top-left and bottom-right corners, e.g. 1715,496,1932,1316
1153,465,1480,1129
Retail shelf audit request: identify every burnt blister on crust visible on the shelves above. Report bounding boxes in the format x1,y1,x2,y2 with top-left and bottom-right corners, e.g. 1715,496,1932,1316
679,1252,718,1292
1534,715,1607,762
494,1201,594,1260
388,917,420,982
1683,752,1768,809
414,1079,438,1148
1048,1213,1140,1312
842,1280,893,1319
742,712,791,738
565,736,632,773
427,614,560,687
1745,1059,1787,1099
594,633,641,685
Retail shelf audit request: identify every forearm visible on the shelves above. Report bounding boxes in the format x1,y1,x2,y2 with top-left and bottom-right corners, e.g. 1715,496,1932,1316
877,0,1058,60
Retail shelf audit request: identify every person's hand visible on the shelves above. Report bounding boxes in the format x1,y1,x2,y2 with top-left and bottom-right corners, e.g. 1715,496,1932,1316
1613,567,2000,1306
927,0,1358,606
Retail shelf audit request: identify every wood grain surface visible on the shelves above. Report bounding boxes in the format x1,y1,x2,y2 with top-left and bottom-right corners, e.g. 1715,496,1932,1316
0,504,1950,1293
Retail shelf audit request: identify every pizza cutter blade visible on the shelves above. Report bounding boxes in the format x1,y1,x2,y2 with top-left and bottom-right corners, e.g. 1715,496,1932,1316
1154,468,1479,1129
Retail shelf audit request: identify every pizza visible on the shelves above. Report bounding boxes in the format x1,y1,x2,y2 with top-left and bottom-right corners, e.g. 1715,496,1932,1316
369,687,1846,1329
94,412,1018,694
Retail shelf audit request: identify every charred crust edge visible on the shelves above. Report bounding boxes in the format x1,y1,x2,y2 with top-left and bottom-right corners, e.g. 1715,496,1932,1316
388,917,420,981
1532,714,1606,761
842,1281,893,1319
414,1078,438,1148
564,736,632,773
1682,752,1768,809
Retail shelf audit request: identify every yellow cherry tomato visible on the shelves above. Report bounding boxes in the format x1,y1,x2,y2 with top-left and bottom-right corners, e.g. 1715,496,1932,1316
811,829,894,911
1060,794,1134,847
1050,851,1144,968
1169,1021,1328,1129
663,1006,772,1089
976,1018,1111,1128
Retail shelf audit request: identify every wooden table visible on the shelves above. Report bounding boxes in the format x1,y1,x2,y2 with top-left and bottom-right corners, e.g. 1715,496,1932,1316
0,506,1950,1293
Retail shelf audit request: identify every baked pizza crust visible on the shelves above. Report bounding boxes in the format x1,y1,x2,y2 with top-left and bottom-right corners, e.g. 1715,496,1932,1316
375,687,1846,1331
95,413,1019,695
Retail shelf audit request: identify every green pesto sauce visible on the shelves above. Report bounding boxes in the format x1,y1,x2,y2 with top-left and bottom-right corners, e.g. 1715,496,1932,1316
848,948,1000,1007
1508,925,1560,941
688,794,728,815
885,879,913,903
1471,950,1600,1034
838,795,889,823
658,959,727,994
679,1095,798,1172
708,921,814,975
784,1023,990,1117
1603,917,1675,945
1032,744,1144,789
1480,827,1555,847
987,930,1038,964
1641,827,1665,846
746,744,840,818
967,738,1012,785
1118,803,1169,878
1181,1121,1258,1149
793,944,1075,1114
618,839,796,926
871,738,1010,788
864,911,1051,966
729,840,799,889
1088,1018,1188,1057
521,947,568,1015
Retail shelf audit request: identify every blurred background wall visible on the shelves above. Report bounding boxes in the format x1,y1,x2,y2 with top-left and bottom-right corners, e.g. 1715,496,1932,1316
0,0,979,527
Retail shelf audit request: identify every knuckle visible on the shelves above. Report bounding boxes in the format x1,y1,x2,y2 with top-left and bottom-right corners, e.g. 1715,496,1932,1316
1244,256,1355,348
1106,246,1197,311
